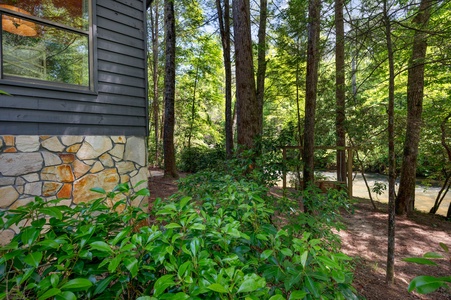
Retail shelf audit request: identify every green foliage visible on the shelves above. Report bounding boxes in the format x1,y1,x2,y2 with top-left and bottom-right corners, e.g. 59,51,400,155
1,172,356,299
404,243,451,294
177,145,225,173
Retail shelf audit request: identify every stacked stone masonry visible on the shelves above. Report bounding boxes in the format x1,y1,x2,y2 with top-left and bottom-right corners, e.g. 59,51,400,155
0,135,149,240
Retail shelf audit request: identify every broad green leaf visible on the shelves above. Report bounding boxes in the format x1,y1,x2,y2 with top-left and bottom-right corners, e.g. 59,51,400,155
38,288,61,300
50,273,60,287
237,274,266,293
178,261,192,278
19,268,36,285
300,251,308,268
94,276,115,295
24,252,43,268
261,249,273,260
21,227,40,246
289,290,308,300
136,297,153,300
190,223,206,230
439,243,449,253
38,239,60,249
423,252,443,259
0,89,11,95
90,241,113,254
153,274,175,297
61,278,93,291
55,291,77,300
90,187,106,194
113,183,130,193
403,257,437,265
111,227,132,245
207,283,228,293
408,275,448,294
108,256,122,273
124,257,139,278
280,248,293,257
40,207,63,220
166,223,182,229
269,295,285,300
179,196,191,210
305,276,319,298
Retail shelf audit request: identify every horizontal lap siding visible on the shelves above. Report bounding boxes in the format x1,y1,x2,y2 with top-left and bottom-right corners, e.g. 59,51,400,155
0,0,147,136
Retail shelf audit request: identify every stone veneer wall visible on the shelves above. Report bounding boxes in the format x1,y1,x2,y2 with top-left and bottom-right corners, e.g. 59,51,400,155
0,135,149,241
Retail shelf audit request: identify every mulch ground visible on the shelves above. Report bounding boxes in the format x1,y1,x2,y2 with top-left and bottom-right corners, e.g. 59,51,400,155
148,170,451,300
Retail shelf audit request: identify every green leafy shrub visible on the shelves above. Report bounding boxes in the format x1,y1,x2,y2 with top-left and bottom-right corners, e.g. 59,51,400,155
1,173,356,299
177,146,226,173
404,243,451,294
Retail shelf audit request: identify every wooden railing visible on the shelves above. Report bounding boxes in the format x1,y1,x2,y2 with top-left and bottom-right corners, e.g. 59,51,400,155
281,146,354,197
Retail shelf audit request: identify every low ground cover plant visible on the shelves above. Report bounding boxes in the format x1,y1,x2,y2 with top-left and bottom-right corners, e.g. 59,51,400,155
0,172,356,299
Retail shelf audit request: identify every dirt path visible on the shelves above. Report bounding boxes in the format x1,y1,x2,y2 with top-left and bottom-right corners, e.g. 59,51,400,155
148,171,451,299
340,199,451,299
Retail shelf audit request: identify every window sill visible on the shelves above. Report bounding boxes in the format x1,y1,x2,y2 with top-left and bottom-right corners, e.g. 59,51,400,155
0,78,97,96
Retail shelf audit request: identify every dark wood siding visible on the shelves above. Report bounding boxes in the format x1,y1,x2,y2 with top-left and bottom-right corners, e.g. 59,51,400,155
0,0,148,136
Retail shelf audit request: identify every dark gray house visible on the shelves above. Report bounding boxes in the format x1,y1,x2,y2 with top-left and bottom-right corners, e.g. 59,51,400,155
0,0,151,228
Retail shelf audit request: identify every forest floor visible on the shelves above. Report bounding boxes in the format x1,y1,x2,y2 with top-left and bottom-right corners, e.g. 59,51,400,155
147,170,451,300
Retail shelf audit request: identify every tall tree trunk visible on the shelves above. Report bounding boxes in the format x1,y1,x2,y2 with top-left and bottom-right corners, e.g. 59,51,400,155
303,0,321,188
187,64,200,149
233,0,259,152
256,0,267,136
335,0,346,183
396,0,432,216
384,0,396,284
216,0,233,158
150,0,160,166
163,0,178,178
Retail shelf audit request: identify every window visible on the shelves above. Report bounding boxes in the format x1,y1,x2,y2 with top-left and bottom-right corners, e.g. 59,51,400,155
0,0,91,88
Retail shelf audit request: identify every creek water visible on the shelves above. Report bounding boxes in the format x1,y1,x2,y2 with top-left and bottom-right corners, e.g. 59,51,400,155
283,171,450,216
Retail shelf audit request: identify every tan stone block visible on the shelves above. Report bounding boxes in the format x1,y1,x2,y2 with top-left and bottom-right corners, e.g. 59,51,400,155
90,161,104,173
24,182,42,196
40,136,51,141
109,144,125,159
61,136,84,146
42,137,65,152
22,173,40,182
73,169,119,204
77,136,113,160
10,197,34,209
42,182,63,197
0,153,43,176
66,143,82,153
73,159,91,178
124,137,146,166
4,136,14,146
42,151,62,166
111,136,126,144
15,136,40,152
116,161,135,174
120,174,130,184
0,229,15,246
0,186,19,208
59,154,75,164
42,165,74,183
99,153,114,167
57,183,72,199
4,147,17,153
84,160,96,165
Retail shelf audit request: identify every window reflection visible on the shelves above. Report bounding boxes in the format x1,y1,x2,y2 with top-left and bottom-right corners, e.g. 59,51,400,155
3,17,89,86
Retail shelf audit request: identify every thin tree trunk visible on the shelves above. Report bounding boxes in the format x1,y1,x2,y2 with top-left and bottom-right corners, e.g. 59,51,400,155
256,0,267,136
216,0,233,158
303,0,321,189
150,0,160,166
396,0,432,216
233,0,259,152
187,64,200,149
384,0,396,284
163,0,178,178
335,0,346,184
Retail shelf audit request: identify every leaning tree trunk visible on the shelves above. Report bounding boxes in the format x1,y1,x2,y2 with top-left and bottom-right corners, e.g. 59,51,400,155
396,0,432,216
303,0,321,189
163,0,178,178
335,0,347,184
233,0,259,152
150,0,160,166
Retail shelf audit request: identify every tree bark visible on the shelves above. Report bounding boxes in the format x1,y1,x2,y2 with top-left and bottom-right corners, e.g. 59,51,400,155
163,0,178,178
384,0,396,284
216,0,234,158
396,0,432,216
150,0,160,166
303,0,321,187
335,0,346,183
256,0,267,136
233,0,259,152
